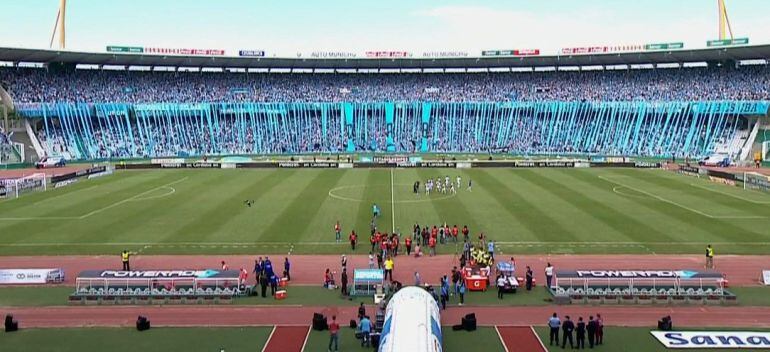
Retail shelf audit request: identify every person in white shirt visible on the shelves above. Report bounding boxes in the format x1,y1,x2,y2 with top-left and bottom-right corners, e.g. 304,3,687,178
545,263,554,288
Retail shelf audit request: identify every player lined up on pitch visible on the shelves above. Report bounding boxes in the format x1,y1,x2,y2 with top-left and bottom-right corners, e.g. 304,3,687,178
413,175,471,196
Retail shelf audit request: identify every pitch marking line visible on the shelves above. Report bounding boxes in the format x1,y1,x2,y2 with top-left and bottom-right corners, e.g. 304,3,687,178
599,175,766,219
495,326,510,352
30,185,100,206
0,177,187,221
531,325,548,352
689,183,770,205
5,240,770,248
300,326,311,352
260,326,277,352
78,177,188,219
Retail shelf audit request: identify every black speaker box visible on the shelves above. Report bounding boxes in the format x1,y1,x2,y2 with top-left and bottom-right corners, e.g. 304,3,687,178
461,314,477,331
312,313,328,331
136,316,150,331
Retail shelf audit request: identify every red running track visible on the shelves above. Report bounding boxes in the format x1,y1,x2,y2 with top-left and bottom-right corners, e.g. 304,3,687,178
0,254,767,286
262,326,310,352
3,305,770,329
497,326,546,352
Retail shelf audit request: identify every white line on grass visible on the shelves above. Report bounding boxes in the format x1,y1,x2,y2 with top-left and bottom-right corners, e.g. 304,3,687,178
495,326,511,352
77,177,188,219
260,326,277,352
531,326,548,352
300,326,312,352
390,168,396,232
0,177,187,221
5,240,770,247
30,185,100,206
598,175,766,219
689,183,770,205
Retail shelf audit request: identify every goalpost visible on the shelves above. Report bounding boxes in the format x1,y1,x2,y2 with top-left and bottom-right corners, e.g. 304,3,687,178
744,171,770,193
0,173,47,199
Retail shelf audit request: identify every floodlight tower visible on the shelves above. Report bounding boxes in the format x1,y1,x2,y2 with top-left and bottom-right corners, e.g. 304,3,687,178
49,0,67,49
717,0,734,40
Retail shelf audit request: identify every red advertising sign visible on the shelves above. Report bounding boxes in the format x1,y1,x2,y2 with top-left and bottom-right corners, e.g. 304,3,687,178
514,49,540,56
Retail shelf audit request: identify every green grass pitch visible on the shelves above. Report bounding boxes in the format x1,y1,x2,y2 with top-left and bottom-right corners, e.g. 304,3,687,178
1,167,769,255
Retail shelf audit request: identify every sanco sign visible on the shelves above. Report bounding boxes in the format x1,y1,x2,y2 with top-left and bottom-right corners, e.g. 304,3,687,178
651,331,770,348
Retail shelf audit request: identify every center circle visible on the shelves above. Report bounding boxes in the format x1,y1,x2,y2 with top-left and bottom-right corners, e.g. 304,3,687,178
328,183,458,203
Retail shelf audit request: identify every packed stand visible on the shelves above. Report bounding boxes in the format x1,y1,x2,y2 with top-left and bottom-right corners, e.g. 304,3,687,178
2,65,770,104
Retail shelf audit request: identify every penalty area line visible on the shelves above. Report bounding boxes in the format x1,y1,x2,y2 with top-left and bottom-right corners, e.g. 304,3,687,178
598,175,766,219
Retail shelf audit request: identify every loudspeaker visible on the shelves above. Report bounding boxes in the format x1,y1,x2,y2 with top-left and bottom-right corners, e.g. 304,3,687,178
4,314,18,332
461,313,477,331
136,316,150,331
312,313,328,331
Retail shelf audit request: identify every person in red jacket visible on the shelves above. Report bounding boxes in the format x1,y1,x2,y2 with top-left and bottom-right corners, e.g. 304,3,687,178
405,236,413,256
392,235,399,257
452,225,459,242
462,225,469,242
380,237,388,256
349,230,357,250
428,236,437,256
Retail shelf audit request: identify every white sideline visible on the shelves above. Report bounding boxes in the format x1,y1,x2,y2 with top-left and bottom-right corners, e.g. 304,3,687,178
5,240,770,247
599,175,766,219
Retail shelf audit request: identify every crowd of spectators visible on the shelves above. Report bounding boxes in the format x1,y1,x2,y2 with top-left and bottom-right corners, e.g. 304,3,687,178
32,102,742,160
2,65,769,104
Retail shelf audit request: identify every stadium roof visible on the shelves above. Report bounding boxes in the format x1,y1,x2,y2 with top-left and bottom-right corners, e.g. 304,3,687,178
0,45,769,70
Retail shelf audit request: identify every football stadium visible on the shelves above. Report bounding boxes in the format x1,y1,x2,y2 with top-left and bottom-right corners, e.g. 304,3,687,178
1,0,770,351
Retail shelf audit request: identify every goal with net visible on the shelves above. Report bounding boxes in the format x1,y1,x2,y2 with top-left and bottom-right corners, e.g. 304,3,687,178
0,173,47,199
744,171,770,193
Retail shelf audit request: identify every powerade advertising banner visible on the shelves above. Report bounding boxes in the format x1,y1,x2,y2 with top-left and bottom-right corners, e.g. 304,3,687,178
556,270,724,279
0,269,64,284
77,270,239,279
651,331,770,349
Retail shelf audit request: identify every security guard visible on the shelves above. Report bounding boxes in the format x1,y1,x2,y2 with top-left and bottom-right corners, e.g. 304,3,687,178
706,244,715,269
121,250,135,271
